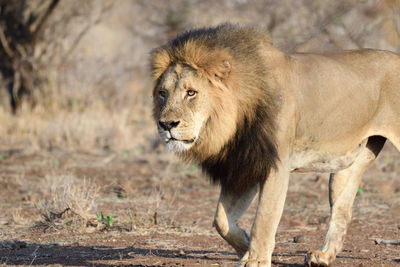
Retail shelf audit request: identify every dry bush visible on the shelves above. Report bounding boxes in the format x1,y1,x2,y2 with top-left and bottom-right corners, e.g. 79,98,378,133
11,207,32,227
36,173,99,228
0,95,152,153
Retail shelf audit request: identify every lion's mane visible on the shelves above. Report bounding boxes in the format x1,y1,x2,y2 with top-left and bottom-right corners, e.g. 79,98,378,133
151,24,280,194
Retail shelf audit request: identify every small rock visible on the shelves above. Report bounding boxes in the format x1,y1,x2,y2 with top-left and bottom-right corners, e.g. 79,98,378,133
15,241,31,248
293,235,306,243
289,218,306,227
318,216,329,224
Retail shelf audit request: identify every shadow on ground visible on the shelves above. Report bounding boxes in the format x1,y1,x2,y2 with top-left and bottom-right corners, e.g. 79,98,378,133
3,240,393,266
0,241,308,266
0,241,236,266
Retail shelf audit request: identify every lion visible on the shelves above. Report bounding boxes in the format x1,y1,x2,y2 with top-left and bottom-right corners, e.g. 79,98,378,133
150,23,400,267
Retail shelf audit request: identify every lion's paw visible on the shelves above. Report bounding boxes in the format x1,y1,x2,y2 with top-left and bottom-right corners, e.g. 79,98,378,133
236,261,270,267
236,252,270,267
305,251,331,267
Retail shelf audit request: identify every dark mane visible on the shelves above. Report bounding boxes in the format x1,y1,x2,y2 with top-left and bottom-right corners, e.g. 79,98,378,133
151,23,280,195
201,99,278,195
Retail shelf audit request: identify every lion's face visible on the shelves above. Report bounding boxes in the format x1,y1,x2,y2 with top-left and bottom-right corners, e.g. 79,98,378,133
154,64,213,152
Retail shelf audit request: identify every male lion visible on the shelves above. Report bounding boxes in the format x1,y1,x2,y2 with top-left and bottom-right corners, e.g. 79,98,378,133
150,23,400,267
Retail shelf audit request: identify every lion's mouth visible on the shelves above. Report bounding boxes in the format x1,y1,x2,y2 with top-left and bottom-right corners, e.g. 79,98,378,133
165,137,196,144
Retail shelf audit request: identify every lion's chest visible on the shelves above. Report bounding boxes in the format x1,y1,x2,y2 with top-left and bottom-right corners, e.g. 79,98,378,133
290,140,367,173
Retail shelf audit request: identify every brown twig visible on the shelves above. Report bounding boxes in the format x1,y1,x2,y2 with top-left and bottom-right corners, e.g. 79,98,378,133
0,23,14,57
374,239,400,245
60,1,114,64
30,0,60,43
29,246,39,267
153,199,159,225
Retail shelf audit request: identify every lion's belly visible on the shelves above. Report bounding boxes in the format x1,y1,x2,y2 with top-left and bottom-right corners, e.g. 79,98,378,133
290,139,368,173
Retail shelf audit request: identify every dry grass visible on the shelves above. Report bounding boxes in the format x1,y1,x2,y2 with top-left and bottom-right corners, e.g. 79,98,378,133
11,207,32,228
0,94,153,154
36,173,99,227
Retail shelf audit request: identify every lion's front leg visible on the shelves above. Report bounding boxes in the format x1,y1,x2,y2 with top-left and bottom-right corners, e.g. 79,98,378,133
214,185,258,257
237,161,290,267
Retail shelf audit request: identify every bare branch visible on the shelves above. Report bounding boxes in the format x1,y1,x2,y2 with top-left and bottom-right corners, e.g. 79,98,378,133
393,3,400,51
12,63,21,99
375,239,400,245
0,23,14,57
30,0,60,43
60,1,114,64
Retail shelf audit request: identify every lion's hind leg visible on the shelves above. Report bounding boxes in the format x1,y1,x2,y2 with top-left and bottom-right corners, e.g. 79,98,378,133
306,136,386,267
214,185,258,258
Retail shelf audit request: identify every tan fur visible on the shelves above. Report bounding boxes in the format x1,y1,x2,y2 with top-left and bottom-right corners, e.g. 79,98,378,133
150,24,400,267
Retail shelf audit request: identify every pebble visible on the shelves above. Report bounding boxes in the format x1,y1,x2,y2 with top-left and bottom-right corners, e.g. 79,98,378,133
293,235,306,243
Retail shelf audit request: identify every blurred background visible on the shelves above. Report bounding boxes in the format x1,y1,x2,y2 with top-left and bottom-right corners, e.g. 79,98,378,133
1,0,400,154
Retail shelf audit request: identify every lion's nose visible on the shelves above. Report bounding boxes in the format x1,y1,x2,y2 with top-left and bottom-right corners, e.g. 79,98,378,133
159,120,180,131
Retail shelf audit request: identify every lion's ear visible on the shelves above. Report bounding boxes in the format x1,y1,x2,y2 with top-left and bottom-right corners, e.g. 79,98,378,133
150,48,171,80
214,60,231,80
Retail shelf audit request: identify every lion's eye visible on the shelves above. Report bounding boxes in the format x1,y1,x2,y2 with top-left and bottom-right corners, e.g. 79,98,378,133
186,89,197,97
159,90,167,98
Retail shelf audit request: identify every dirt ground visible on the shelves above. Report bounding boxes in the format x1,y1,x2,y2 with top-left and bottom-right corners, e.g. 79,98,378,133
0,142,399,266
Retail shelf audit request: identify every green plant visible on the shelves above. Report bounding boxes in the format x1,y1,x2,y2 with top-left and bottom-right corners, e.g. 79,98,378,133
96,212,105,223
53,159,60,167
96,211,114,227
121,150,129,157
357,187,364,196
106,215,115,227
